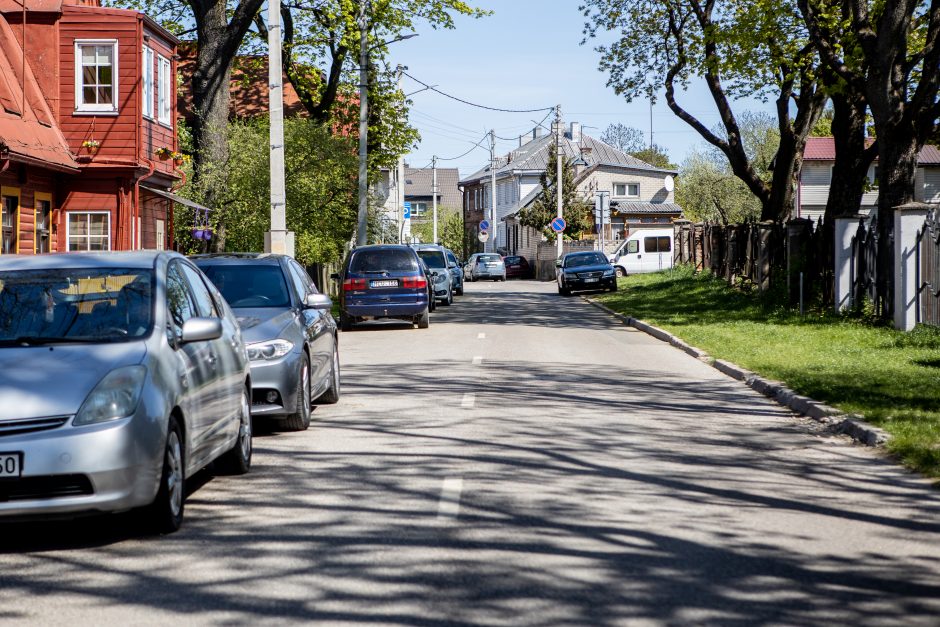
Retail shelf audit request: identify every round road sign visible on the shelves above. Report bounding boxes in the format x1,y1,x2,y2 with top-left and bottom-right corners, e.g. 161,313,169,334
550,217,567,233
478,231,489,242
479,219,490,231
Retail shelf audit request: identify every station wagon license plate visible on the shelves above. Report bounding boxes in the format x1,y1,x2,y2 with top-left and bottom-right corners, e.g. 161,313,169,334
370,279,399,288
0,453,22,478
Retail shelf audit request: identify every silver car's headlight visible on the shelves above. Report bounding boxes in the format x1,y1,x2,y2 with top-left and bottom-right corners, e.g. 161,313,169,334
434,273,448,284
74,365,147,426
246,339,293,361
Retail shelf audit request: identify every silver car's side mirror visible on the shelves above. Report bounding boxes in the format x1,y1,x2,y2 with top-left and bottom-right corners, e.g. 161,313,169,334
304,293,333,310
180,317,223,344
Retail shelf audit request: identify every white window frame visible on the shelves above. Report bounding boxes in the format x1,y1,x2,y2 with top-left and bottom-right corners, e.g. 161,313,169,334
614,182,640,198
66,211,111,252
74,40,119,114
141,45,154,119
157,55,172,126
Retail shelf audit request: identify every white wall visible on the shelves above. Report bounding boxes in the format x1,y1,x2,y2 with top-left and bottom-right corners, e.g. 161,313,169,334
799,161,879,212
924,167,940,203
577,166,674,203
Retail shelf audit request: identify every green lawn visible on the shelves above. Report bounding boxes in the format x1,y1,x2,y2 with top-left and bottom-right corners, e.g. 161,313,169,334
594,265,940,479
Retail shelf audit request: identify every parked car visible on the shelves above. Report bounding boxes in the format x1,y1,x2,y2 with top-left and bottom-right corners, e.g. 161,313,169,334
444,248,464,295
504,255,533,280
0,251,252,533
466,253,506,281
607,228,675,277
410,244,454,306
192,254,339,432
333,245,431,330
556,251,618,295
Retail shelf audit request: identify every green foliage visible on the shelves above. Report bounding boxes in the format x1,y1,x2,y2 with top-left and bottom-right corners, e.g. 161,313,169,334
175,117,358,265
631,145,676,170
596,267,940,479
518,149,592,242
410,208,464,252
676,150,762,224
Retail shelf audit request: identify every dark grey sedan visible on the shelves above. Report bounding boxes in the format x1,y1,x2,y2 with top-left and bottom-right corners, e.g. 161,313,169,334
0,251,253,533
193,254,340,431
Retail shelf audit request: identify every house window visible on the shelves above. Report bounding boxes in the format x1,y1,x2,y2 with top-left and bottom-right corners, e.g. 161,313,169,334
157,55,171,125
614,183,639,198
413,202,428,216
142,46,154,119
1,188,19,254
75,41,118,113
35,193,52,253
67,212,111,251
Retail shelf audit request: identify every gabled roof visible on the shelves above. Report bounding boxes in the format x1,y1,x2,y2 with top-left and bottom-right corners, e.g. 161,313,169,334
0,16,77,171
403,167,461,209
460,129,676,185
804,136,940,164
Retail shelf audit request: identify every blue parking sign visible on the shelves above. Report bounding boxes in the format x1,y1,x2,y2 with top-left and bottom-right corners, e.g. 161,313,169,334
403,202,411,220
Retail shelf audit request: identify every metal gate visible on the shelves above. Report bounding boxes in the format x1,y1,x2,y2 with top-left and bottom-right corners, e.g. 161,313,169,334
851,215,883,314
918,209,940,326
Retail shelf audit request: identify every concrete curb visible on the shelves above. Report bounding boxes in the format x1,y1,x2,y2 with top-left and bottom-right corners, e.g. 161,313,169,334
585,297,891,448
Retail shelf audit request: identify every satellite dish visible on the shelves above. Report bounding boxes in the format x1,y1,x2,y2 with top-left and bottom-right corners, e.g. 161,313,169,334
664,175,675,192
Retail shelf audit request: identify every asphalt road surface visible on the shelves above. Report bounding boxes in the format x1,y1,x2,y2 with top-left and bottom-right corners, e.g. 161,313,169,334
2,279,940,626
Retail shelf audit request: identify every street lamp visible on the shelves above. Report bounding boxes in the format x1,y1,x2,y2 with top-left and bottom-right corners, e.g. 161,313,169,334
356,0,417,246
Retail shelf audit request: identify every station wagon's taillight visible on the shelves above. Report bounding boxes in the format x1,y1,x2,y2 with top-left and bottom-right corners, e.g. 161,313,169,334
343,278,367,291
401,276,427,289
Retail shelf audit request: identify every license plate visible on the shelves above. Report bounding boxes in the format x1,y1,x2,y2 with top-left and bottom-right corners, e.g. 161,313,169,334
0,453,22,478
370,279,398,288
584,278,599,283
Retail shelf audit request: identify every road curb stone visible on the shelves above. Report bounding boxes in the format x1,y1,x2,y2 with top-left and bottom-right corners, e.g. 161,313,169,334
584,296,890,448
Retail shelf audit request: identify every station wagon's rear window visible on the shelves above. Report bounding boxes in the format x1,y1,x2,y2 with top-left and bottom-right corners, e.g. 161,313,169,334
350,249,418,273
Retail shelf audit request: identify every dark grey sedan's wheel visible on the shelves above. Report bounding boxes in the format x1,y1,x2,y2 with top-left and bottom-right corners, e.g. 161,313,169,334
318,343,341,405
283,355,311,431
218,388,253,474
146,416,185,534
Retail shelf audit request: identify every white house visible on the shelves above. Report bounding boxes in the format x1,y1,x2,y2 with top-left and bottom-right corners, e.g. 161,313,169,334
796,137,940,221
459,122,681,257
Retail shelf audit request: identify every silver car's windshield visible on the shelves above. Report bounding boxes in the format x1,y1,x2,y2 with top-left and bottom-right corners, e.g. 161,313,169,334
0,268,154,345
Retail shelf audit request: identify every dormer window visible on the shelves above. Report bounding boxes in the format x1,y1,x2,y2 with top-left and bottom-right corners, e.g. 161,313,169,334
75,40,118,113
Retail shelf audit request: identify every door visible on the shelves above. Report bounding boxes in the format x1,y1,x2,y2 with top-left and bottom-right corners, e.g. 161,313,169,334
179,262,240,454
165,261,217,472
621,238,642,273
288,259,332,389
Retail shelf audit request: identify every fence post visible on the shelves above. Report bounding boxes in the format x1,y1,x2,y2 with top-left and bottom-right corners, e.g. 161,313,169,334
787,218,812,306
833,216,862,312
894,202,930,331
756,221,774,292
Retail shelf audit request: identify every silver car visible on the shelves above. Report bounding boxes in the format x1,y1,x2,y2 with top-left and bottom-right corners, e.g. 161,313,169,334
192,254,340,431
466,253,506,281
0,252,252,534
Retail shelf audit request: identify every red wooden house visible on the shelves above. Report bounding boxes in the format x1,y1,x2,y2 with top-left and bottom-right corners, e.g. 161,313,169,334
0,0,187,254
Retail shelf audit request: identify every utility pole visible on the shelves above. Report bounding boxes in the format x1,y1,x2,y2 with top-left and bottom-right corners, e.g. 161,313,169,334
489,129,496,254
555,104,563,259
355,0,369,247
264,0,294,256
432,155,438,243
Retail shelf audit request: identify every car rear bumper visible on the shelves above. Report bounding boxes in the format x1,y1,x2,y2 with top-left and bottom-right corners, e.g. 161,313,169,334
345,301,428,319
0,415,161,518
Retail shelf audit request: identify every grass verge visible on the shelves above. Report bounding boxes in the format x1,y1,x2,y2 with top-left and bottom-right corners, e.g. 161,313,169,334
594,265,940,480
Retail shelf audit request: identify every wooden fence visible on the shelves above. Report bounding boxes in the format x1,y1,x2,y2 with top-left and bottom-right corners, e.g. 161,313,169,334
673,218,834,307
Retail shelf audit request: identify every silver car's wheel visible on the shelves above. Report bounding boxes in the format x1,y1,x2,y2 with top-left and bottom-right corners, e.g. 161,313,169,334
318,343,341,404
283,355,312,431
145,416,184,534
218,388,253,474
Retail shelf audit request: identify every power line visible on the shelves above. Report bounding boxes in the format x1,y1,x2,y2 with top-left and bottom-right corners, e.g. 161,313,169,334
402,71,553,114
493,109,554,142
436,133,491,162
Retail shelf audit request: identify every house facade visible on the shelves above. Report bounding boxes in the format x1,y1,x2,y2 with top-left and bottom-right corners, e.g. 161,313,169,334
404,166,461,223
459,122,681,258
0,0,182,254
796,137,940,221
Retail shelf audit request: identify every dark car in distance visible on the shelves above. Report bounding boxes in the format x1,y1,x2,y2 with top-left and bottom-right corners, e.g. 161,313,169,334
556,251,617,295
504,255,533,280
334,245,431,330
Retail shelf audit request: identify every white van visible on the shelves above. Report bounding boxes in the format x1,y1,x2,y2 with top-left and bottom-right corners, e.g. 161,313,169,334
607,228,675,277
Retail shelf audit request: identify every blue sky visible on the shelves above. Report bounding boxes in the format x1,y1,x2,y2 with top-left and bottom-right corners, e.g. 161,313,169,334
388,0,774,178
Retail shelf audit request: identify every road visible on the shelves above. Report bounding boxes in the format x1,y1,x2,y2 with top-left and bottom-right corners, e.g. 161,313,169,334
2,279,940,626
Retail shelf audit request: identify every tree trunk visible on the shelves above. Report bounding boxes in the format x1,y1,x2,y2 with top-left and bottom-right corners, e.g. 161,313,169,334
825,90,874,221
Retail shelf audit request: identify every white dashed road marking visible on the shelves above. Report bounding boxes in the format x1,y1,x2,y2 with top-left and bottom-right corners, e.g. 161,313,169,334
461,393,475,408
437,477,464,520
472,356,483,365
477,333,486,339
